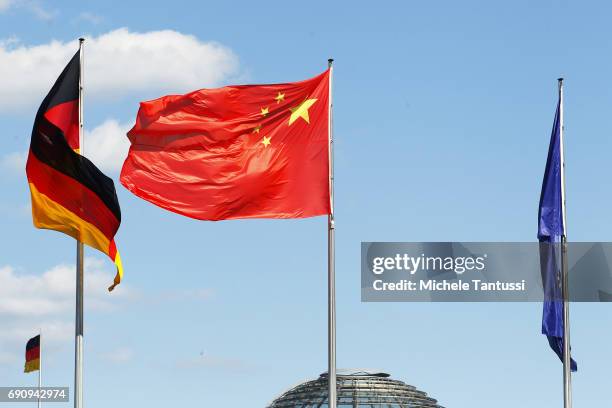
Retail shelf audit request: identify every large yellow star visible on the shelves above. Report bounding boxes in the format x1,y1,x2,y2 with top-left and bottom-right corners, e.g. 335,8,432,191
288,98,317,125
260,107,269,117
274,92,285,104
261,136,271,147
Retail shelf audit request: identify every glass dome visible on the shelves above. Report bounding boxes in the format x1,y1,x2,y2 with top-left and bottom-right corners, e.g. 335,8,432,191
267,369,445,408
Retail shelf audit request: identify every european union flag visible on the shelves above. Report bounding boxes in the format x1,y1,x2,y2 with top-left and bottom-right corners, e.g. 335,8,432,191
537,100,577,372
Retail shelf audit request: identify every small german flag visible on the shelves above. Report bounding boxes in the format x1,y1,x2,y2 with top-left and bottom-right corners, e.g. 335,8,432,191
25,49,124,291
24,335,40,373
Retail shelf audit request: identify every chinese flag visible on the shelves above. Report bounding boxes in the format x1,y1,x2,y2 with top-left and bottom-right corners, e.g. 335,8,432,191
120,70,331,221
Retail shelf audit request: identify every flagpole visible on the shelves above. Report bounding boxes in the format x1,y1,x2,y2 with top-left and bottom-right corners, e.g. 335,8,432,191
327,58,337,408
75,37,85,408
38,329,41,408
558,77,572,408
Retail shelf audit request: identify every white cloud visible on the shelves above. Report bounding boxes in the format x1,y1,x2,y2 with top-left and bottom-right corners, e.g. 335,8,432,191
0,320,72,344
0,0,14,12
0,35,19,48
0,151,27,173
0,318,72,369
0,28,240,112
0,1,56,19
84,119,132,173
0,258,130,368
0,258,129,319
0,258,128,345
0,257,215,369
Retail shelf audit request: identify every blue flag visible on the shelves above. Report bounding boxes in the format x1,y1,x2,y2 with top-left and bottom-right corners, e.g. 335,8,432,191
537,101,577,372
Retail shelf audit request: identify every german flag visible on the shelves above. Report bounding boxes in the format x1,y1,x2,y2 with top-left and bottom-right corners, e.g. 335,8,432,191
24,335,40,373
25,49,123,291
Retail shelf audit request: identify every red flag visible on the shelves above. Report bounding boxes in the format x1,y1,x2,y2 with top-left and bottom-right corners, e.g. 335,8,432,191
121,70,331,221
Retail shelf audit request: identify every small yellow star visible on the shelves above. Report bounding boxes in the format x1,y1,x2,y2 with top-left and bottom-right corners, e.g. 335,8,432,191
274,92,285,104
261,136,271,147
260,107,269,117
252,125,262,134
288,98,317,125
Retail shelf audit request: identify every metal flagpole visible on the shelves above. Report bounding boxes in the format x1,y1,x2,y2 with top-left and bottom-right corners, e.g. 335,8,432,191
38,329,41,408
75,38,85,408
558,77,572,408
327,58,336,408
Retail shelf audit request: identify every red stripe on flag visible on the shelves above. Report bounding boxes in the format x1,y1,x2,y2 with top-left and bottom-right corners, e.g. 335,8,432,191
44,100,79,151
109,239,118,260
26,153,120,240
25,346,40,362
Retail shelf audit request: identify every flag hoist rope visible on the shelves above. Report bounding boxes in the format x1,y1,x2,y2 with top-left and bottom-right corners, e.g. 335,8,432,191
558,77,572,408
75,37,85,408
327,58,336,408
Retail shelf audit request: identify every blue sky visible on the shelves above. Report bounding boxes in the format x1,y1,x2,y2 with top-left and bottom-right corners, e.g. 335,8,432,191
0,0,611,407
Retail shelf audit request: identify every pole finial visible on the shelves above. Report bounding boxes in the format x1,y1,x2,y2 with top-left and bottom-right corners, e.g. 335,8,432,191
79,37,85,43
558,77,564,83
328,58,334,68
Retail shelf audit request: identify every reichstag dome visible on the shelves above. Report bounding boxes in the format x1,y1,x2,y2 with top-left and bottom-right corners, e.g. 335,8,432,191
267,369,445,407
